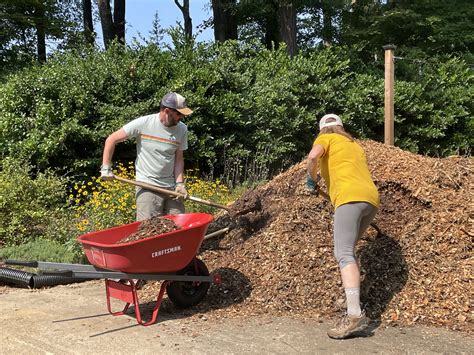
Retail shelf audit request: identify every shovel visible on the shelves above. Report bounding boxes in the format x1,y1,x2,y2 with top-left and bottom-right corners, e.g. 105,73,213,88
113,176,231,241
113,176,230,211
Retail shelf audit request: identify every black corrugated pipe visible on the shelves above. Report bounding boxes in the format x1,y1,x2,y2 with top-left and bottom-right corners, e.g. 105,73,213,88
0,267,35,288
31,274,89,288
0,267,90,289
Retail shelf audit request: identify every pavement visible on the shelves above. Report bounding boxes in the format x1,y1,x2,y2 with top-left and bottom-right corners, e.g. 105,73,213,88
0,281,472,354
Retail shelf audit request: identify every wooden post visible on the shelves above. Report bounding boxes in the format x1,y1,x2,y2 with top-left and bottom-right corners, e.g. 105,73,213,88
383,44,396,146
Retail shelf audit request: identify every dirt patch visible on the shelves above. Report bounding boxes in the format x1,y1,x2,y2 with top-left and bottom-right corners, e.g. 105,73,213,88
116,216,181,244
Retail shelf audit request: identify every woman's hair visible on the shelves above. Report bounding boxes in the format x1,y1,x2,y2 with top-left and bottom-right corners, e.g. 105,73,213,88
318,125,354,141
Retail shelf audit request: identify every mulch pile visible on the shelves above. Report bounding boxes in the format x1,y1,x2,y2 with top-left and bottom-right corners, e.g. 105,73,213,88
116,216,181,244
144,140,472,332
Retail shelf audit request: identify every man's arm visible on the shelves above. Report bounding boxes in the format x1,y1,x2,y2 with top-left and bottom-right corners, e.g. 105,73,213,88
174,149,187,198
174,149,185,184
102,128,128,167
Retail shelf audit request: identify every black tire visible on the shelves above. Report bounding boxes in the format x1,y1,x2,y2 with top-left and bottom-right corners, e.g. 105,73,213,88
166,258,210,308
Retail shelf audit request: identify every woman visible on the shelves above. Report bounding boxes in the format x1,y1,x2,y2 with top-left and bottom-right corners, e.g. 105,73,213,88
306,113,380,339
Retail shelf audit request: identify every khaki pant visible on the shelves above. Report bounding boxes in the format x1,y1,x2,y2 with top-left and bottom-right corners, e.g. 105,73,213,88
135,187,185,221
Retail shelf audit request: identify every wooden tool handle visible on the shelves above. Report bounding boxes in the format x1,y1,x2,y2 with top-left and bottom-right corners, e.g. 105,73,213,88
114,176,230,211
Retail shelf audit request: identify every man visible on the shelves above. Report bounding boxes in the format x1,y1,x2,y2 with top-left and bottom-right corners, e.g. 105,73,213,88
101,92,193,221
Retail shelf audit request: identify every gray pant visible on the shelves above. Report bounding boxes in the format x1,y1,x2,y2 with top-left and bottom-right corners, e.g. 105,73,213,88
135,187,185,221
333,202,377,269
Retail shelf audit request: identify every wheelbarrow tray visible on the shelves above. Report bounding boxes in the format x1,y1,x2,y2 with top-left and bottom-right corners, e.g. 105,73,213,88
77,213,213,274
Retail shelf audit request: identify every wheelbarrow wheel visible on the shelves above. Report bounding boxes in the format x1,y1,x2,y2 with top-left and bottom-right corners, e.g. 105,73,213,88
166,258,210,308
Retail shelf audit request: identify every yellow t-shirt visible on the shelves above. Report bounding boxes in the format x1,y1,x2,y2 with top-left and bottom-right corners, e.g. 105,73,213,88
314,133,380,209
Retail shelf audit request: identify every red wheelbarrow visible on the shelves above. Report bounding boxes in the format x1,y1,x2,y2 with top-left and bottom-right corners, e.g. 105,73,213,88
6,213,221,326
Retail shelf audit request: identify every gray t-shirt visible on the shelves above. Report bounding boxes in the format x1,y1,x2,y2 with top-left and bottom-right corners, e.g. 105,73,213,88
123,113,188,187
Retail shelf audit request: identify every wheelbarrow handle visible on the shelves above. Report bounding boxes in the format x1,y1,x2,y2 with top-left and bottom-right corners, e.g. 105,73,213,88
114,176,230,211
5,259,38,268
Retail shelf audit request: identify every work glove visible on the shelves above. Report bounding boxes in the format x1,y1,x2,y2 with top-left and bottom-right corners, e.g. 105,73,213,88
306,174,321,194
100,164,115,181
175,182,188,200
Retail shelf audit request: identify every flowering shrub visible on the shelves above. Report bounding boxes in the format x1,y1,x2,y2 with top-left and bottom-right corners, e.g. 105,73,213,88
185,170,234,214
69,162,136,233
69,164,234,234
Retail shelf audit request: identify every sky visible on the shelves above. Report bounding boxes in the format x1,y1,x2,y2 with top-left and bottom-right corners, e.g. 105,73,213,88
120,0,213,45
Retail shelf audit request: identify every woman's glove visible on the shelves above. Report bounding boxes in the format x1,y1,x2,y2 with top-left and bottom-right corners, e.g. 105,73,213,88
306,175,321,194
175,182,188,200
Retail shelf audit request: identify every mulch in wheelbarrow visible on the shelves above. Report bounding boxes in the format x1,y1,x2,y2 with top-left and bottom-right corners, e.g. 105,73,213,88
140,139,472,333
116,216,181,244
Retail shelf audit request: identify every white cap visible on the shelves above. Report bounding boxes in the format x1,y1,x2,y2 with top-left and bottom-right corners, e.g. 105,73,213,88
319,114,343,130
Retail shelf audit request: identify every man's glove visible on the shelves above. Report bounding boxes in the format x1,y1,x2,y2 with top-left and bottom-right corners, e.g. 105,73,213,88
175,182,188,200
306,174,321,194
100,164,115,181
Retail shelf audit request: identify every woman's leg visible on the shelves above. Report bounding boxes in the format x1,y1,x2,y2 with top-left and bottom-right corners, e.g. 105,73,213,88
328,202,377,339
333,202,377,315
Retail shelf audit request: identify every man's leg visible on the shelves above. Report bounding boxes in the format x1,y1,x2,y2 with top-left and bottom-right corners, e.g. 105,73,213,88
164,196,185,215
135,188,165,221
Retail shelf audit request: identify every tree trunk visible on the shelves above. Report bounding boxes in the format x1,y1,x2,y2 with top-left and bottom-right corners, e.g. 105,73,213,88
97,0,115,48
174,0,192,38
83,0,95,45
36,25,46,62
278,0,297,56
212,0,237,43
113,0,126,45
263,1,279,50
321,3,334,47
35,4,46,62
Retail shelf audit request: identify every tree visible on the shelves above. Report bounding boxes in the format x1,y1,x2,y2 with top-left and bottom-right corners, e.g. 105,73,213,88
82,0,95,45
0,0,78,74
174,0,192,39
211,0,238,43
278,0,297,56
97,0,125,49
339,0,474,57
236,0,301,53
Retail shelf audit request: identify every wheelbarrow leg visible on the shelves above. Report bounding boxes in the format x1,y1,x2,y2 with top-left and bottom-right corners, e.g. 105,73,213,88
136,280,169,326
104,279,170,326
105,279,132,316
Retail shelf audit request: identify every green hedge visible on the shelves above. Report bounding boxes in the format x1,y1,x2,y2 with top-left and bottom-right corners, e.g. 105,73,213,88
0,42,472,185
0,157,74,246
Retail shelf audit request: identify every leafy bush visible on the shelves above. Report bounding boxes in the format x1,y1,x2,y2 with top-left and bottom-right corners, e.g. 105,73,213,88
0,40,471,189
185,170,234,214
0,238,84,264
69,162,136,233
68,163,234,232
0,157,70,246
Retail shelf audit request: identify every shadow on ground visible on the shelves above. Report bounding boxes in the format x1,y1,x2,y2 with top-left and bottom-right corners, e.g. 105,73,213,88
359,232,408,327
114,267,251,326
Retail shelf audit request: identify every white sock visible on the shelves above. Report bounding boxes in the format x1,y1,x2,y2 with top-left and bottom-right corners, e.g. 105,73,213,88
345,287,362,317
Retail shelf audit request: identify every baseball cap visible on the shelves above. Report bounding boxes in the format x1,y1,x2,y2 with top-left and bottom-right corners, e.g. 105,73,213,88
161,92,193,116
319,114,343,130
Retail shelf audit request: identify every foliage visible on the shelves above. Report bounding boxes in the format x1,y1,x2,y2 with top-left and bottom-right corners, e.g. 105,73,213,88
185,170,234,213
68,162,235,232
69,162,136,233
0,40,472,190
0,238,84,264
0,0,82,78
0,44,174,178
0,157,70,246
394,57,474,155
